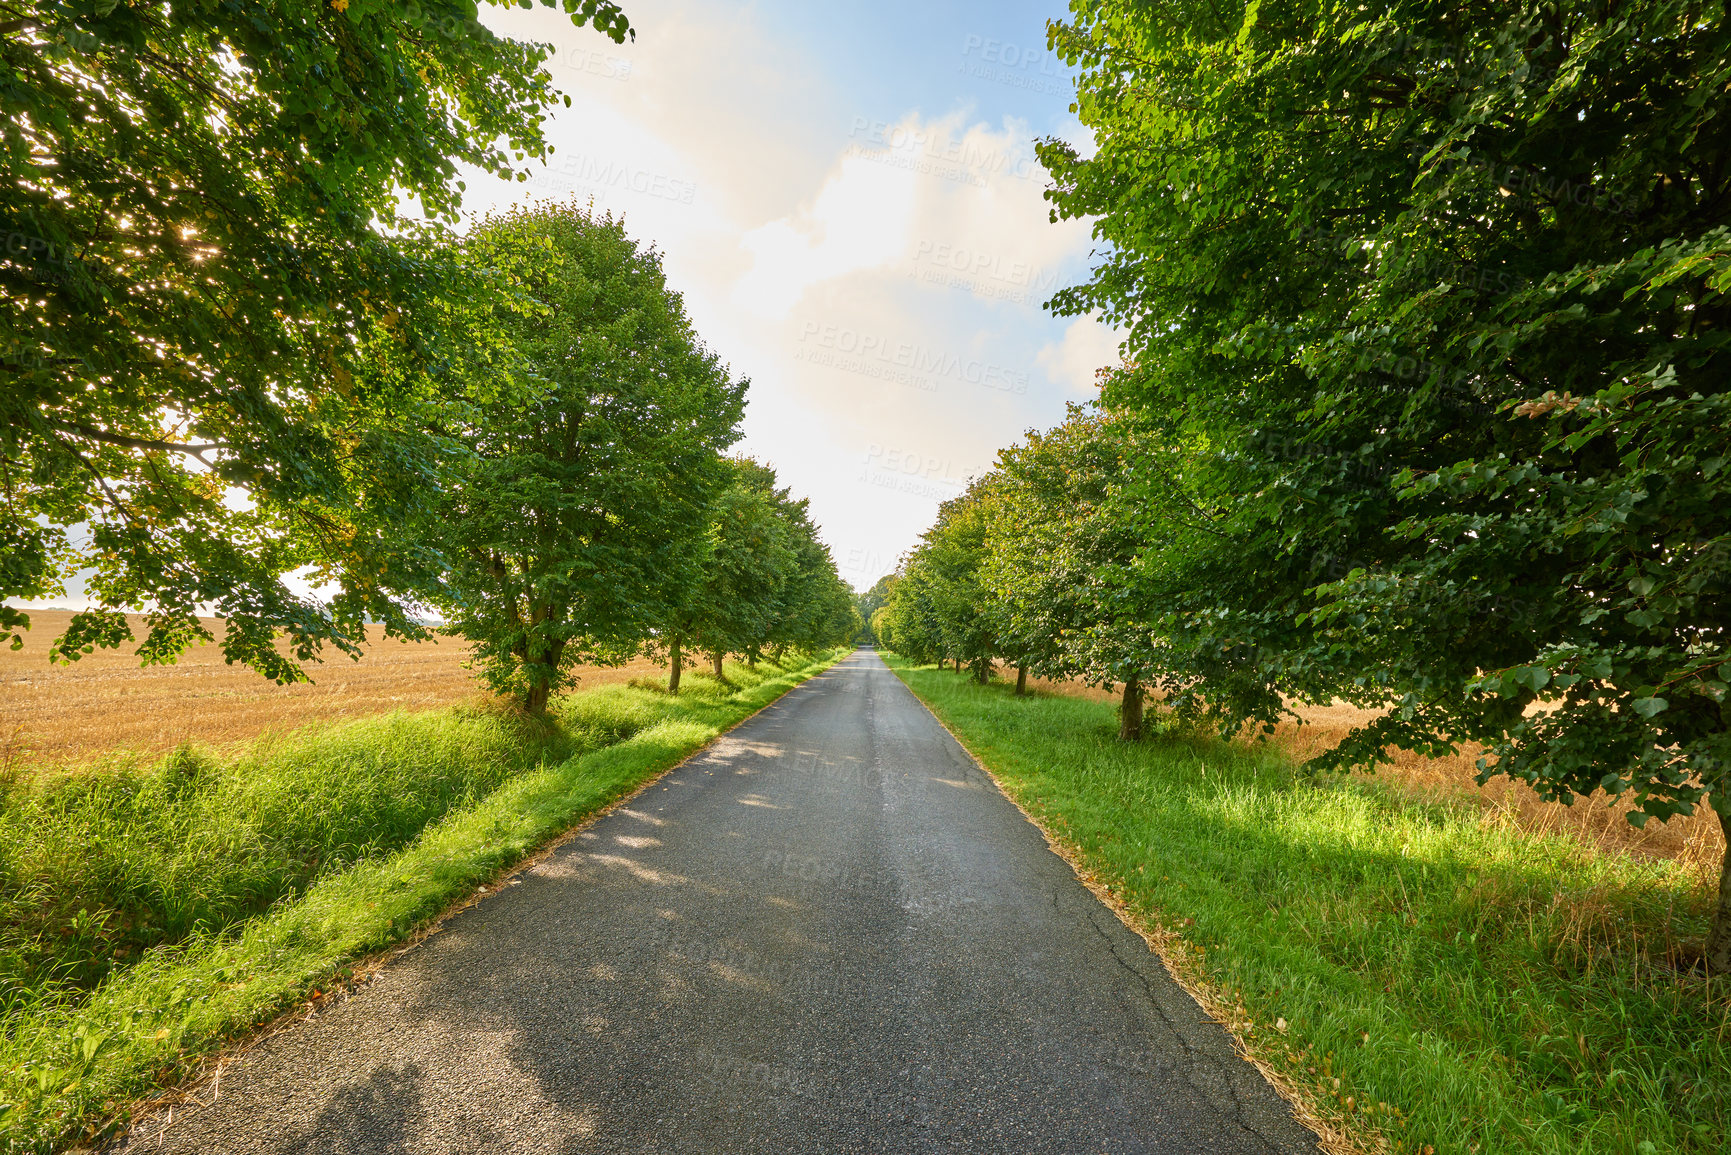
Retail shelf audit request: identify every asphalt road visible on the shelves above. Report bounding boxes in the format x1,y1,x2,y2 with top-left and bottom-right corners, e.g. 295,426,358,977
114,649,1318,1155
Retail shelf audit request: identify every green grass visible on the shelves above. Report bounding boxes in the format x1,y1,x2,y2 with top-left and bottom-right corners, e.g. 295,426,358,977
884,655,1729,1155
0,651,840,1154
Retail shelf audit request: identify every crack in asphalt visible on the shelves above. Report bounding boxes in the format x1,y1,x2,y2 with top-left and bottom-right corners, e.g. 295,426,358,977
1079,902,1294,1154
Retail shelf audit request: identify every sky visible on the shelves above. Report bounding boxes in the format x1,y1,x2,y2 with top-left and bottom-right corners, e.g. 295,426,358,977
17,0,1115,615
459,0,1117,591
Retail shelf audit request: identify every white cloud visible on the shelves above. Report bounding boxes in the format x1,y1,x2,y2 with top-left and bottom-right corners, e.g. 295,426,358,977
733,111,1090,320
733,151,917,318
1036,316,1125,395
463,4,1099,589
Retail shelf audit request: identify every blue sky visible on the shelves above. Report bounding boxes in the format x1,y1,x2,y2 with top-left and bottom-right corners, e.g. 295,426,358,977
747,0,1080,136
460,0,1118,589
18,0,1114,616
19,0,1110,614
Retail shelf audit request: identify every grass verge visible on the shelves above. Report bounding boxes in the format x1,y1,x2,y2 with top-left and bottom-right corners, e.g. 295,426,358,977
0,650,840,1154
884,654,1729,1155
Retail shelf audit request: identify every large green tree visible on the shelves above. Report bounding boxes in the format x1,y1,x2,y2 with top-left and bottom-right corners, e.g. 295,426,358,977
986,407,1173,738
2,0,629,677
653,458,857,690
435,202,744,713
761,489,860,660
1042,1,1731,965
883,556,944,667
890,486,1000,681
657,458,795,689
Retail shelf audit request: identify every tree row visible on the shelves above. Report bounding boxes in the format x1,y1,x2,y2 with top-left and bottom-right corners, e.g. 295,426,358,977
883,1,1731,971
4,0,854,708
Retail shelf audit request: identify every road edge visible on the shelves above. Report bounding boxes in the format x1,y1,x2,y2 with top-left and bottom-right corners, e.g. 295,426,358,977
880,656,1352,1155
98,650,848,1153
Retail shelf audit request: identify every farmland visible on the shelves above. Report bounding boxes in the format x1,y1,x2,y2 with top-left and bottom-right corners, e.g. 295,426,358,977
1266,700,1726,883
1021,667,1724,881
0,611,662,771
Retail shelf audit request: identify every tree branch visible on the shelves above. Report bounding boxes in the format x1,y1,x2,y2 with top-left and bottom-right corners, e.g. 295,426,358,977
49,419,229,458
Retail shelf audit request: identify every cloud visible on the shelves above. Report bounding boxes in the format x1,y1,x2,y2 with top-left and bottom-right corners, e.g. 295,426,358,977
733,150,917,318
733,110,1089,320
462,6,1101,589
1036,316,1125,395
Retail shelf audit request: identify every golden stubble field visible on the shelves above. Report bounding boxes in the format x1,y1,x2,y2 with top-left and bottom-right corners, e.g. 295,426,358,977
1018,667,1725,878
0,610,663,770
5,627,1719,876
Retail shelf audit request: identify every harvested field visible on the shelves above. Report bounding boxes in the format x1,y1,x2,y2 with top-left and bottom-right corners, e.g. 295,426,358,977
997,661,1725,878
1265,700,1726,884
0,609,664,770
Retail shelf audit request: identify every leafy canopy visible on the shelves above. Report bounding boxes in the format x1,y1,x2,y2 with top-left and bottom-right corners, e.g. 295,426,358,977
1038,0,1731,960
433,202,744,712
653,457,859,680
2,0,630,676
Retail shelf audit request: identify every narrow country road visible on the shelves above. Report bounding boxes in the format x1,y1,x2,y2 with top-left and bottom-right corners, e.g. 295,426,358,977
114,650,1319,1155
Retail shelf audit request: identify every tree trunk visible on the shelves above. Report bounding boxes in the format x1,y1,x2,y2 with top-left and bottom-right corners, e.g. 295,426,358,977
522,631,564,716
1015,665,1028,696
711,652,724,678
1119,674,1144,742
668,637,682,696
974,659,989,685
1709,811,1731,974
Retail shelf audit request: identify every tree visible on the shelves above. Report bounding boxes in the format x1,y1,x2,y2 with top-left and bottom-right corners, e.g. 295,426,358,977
648,458,855,691
986,408,1170,738
890,485,1000,681
657,458,795,687
855,574,898,645
1042,2,1731,964
434,202,744,713
2,0,630,678
884,560,944,667
986,415,1091,702
869,603,895,651
761,490,860,659
981,402,1253,737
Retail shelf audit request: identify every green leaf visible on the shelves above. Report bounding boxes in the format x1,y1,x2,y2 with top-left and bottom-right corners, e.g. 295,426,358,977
1235,0,1262,48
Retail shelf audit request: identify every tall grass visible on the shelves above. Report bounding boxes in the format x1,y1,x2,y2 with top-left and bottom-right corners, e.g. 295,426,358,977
0,653,838,1154
0,710,573,1004
886,655,1729,1155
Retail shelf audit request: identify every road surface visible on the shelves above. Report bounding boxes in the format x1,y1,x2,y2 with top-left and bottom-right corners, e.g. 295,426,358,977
114,649,1318,1154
